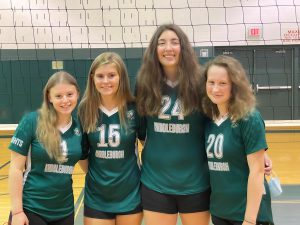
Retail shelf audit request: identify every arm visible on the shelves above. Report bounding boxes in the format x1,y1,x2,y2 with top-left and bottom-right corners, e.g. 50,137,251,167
9,151,29,225
264,152,272,176
78,159,88,173
243,149,265,225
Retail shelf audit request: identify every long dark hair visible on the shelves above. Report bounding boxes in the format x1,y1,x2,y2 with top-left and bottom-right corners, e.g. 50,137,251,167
136,24,202,116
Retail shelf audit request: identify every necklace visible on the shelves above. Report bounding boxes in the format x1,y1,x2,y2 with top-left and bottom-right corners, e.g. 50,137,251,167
218,112,229,120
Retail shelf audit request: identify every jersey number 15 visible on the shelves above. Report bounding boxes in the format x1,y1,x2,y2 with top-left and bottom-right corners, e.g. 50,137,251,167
97,124,121,148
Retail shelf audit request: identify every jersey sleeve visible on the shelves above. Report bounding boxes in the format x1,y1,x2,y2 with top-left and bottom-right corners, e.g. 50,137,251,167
137,115,146,141
9,112,36,156
81,132,90,160
128,102,146,141
74,117,89,160
240,110,268,155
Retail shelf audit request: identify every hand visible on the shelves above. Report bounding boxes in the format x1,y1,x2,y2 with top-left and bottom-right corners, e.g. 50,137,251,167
11,212,29,225
264,153,272,176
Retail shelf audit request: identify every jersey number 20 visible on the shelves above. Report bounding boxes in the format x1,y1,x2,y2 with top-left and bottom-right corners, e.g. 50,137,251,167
206,134,224,159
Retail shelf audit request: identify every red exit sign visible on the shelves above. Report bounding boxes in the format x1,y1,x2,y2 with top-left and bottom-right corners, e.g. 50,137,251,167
250,28,260,36
247,26,262,39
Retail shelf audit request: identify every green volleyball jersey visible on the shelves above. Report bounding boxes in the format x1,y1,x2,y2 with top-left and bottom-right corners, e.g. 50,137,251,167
205,110,273,223
9,111,84,221
84,104,141,213
141,82,210,195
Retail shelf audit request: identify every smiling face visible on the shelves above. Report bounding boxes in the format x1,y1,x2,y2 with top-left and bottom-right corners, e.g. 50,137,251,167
93,63,120,99
156,29,181,77
206,65,232,110
48,83,79,117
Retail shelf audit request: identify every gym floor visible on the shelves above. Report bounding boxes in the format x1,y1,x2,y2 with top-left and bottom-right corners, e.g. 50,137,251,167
1,124,299,225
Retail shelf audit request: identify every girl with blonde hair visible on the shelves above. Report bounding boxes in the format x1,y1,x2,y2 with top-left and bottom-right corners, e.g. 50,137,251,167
9,71,85,225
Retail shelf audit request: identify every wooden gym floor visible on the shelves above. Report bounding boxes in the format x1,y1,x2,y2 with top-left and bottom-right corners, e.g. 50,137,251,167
1,122,299,225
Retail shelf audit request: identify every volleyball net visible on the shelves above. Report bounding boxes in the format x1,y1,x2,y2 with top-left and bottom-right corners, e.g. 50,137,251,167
0,0,300,48
0,0,299,122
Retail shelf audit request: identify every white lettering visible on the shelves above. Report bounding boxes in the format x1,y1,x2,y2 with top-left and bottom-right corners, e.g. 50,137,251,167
11,137,24,147
44,164,74,174
154,122,189,134
208,161,230,172
95,150,125,159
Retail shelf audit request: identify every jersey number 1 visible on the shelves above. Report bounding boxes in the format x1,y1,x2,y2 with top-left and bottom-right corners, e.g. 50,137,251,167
60,140,68,157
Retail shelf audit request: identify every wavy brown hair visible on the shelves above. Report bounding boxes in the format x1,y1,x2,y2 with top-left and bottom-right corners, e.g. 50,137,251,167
201,55,256,122
78,52,134,133
36,71,79,163
136,24,202,116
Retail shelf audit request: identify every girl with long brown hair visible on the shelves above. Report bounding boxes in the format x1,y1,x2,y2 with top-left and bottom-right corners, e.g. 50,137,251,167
78,52,143,225
136,24,210,225
202,55,274,225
